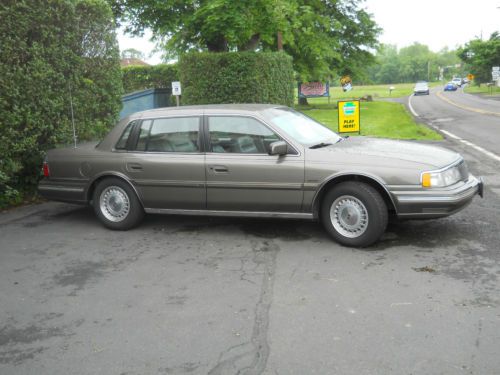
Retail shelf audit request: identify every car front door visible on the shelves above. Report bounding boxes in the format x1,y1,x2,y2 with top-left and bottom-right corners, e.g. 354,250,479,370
123,116,205,210
205,115,304,213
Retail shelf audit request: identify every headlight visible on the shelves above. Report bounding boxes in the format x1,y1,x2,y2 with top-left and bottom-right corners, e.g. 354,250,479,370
421,164,463,188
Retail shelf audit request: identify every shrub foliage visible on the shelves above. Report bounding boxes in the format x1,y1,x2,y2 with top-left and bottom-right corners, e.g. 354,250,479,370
122,64,179,93
179,52,294,106
0,0,122,207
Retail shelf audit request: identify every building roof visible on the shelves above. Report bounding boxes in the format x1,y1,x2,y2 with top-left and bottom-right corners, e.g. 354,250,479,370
120,58,150,67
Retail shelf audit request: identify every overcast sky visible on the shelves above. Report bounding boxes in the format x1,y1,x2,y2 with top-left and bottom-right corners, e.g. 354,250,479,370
363,0,500,51
117,0,500,64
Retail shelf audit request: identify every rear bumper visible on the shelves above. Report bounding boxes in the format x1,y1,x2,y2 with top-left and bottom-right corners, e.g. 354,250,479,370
390,175,483,219
38,178,88,204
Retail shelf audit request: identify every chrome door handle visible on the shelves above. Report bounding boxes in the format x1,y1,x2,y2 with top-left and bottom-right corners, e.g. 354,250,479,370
127,163,143,171
209,165,229,173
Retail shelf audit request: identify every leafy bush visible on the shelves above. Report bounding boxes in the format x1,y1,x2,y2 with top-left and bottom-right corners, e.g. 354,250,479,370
122,64,179,93
179,52,294,106
0,0,122,208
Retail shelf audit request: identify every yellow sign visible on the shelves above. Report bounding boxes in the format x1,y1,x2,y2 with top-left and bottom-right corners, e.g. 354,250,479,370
467,73,475,81
338,100,360,134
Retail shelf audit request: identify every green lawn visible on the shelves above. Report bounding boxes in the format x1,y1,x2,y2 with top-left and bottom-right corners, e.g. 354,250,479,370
464,84,500,95
297,82,441,105
297,101,442,140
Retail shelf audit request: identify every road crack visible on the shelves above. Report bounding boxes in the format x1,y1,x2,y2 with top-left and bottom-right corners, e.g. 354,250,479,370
208,240,279,375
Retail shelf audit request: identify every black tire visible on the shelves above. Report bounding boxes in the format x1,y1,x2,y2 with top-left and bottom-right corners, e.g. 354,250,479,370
320,181,388,247
92,177,144,230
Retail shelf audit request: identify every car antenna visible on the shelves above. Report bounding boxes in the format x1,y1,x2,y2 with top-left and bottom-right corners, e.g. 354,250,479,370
69,84,77,148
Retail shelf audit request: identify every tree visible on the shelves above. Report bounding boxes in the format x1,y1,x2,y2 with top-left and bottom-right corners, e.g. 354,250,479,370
367,44,400,84
458,32,500,84
0,0,122,206
121,48,145,60
367,43,462,84
108,0,380,80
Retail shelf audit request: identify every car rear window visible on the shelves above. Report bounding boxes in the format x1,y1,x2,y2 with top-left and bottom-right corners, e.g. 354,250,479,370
137,117,200,153
115,121,136,150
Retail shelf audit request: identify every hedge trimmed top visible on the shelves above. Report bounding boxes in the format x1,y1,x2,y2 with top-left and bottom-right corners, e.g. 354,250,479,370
122,64,179,93
179,52,294,107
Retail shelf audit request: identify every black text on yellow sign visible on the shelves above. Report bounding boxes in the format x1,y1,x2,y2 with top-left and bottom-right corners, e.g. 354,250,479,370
338,100,360,134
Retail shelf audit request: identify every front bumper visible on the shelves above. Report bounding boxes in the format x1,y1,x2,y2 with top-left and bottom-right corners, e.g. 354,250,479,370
390,175,483,219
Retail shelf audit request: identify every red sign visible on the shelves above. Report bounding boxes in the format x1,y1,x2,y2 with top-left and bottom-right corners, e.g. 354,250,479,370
298,82,330,98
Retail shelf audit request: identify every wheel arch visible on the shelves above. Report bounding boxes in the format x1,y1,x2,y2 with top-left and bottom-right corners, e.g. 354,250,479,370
312,173,397,220
86,172,144,208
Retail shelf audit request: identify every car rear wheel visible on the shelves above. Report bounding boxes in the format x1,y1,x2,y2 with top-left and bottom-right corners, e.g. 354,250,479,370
321,181,388,247
93,177,144,230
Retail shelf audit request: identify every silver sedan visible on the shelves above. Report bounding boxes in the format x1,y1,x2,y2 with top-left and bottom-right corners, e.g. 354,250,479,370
38,104,483,247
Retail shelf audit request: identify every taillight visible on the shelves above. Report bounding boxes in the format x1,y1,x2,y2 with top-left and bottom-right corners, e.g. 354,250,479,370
42,161,50,177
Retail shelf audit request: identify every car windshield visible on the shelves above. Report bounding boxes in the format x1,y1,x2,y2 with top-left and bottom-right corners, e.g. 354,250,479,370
265,108,342,146
415,83,428,88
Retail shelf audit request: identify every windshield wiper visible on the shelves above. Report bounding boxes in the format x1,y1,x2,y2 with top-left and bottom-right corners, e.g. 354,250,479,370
309,142,333,149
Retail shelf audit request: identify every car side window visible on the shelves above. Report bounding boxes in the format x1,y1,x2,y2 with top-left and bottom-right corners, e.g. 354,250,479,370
135,120,152,151
139,117,200,153
208,116,279,154
115,121,136,150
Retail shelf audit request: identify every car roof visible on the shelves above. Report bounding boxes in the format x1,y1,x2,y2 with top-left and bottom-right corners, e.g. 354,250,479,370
129,103,287,119
97,104,289,150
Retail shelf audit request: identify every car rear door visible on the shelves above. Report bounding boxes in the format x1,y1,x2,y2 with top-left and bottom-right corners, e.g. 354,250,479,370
122,115,206,210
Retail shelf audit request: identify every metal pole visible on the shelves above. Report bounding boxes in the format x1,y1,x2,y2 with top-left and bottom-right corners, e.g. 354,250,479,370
69,86,77,148
176,95,180,107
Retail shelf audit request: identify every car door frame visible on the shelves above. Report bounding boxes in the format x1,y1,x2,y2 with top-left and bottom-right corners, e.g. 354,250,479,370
118,114,207,211
201,113,308,215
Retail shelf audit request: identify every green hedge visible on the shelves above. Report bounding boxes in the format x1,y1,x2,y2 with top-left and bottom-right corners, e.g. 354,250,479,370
179,52,294,106
122,64,179,93
0,0,122,208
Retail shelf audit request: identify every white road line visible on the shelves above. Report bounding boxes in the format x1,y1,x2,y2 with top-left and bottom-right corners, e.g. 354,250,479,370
439,129,461,140
407,94,419,117
408,92,500,162
439,129,500,162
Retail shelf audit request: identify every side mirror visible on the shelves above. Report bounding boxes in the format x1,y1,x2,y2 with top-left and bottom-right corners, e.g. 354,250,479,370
268,140,288,156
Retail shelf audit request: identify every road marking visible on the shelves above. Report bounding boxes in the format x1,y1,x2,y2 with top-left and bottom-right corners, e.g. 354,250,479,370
436,91,500,117
407,94,419,117
439,129,500,162
439,129,461,140
433,117,454,123
409,90,500,162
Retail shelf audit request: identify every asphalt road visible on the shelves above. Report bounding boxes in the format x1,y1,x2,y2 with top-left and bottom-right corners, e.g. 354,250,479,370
409,86,500,161
1,92,500,374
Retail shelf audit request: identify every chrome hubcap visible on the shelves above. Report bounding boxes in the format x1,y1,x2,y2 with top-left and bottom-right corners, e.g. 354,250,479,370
100,186,130,222
330,195,369,238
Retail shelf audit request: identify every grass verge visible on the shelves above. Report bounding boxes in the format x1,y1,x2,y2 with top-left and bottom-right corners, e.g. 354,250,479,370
297,101,442,141
464,84,500,95
297,82,441,105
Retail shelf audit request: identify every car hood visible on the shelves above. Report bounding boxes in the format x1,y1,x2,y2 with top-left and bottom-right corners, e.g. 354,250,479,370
306,137,460,170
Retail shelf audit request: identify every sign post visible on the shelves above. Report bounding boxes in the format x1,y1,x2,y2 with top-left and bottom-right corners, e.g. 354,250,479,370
172,81,182,107
338,100,360,134
492,67,500,89
492,66,499,80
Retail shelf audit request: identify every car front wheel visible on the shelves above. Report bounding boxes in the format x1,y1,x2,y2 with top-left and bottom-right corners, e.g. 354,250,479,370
321,181,388,247
93,177,144,230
